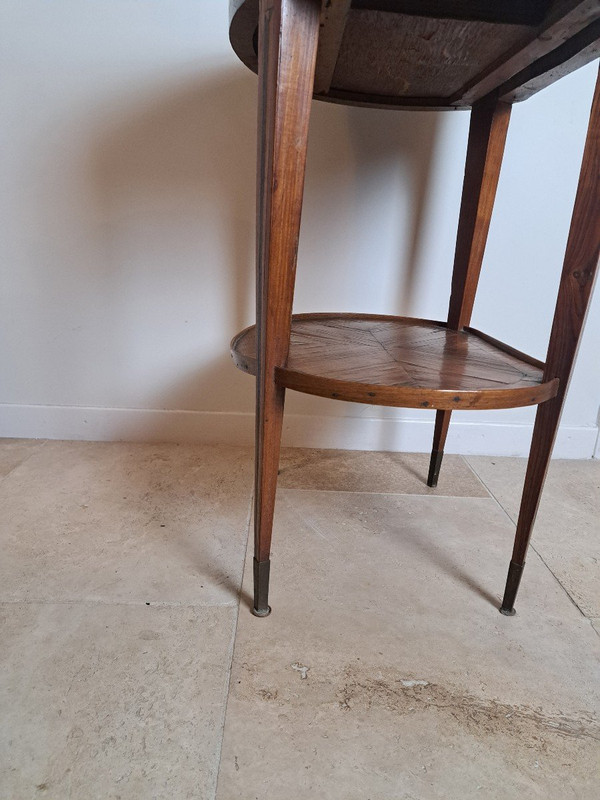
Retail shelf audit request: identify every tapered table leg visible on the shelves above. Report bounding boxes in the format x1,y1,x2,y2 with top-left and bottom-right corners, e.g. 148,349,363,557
427,410,451,488
252,0,320,616
500,66,600,616
427,97,511,487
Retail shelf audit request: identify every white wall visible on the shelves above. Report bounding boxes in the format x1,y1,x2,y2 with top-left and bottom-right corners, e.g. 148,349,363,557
1,1,599,457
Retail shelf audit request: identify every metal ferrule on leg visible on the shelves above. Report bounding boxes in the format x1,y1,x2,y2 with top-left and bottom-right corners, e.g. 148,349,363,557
427,449,444,488
500,560,524,615
252,557,272,617
500,65,600,615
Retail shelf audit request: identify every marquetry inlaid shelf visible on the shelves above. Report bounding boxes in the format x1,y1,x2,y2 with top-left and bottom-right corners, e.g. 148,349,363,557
231,314,558,410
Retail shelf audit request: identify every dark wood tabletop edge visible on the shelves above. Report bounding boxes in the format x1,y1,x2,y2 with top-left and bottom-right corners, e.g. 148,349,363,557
314,89,468,111
350,1,553,28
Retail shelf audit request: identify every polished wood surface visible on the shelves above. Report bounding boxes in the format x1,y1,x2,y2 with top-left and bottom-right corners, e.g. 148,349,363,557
229,0,600,110
251,0,320,614
447,100,512,331
232,313,559,410
500,65,600,614
429,95,511,485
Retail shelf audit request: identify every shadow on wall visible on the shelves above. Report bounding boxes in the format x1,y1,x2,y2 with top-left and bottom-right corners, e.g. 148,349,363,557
89,70,257,416
88,67,441,435
299,100,440,319
347,106,440,318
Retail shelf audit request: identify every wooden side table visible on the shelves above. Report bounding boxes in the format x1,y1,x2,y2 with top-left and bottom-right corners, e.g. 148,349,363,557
228,0,600,617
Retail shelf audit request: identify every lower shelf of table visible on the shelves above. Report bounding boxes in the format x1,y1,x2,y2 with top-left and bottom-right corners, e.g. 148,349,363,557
230,313,559,411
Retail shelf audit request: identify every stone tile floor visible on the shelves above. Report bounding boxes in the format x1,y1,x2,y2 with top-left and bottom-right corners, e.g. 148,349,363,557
0,440,598,799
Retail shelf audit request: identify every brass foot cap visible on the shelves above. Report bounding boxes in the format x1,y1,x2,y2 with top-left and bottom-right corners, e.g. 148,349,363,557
251,606,272,618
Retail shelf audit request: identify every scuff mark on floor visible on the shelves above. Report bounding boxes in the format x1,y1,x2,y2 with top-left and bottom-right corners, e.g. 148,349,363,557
335,666,600,744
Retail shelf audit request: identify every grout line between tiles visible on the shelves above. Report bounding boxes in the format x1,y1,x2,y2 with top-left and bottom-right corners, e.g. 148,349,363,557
0,439,49,485
0,598,240,608
528,547,588,617
461,457,514,516
278,486,491,498
463,456,588,619
212,492,253,800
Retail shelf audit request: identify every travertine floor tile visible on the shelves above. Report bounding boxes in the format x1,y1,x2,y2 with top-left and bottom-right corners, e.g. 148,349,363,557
0,602,236,800
279,448,488,496
0,439,45,480
217,490,600,800
2,442,597,799
467,457,600,617
0,442,253,605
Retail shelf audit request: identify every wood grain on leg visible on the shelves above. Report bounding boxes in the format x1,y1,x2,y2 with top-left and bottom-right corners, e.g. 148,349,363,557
253,0,320,616
428,96,512,486
501,65,600,615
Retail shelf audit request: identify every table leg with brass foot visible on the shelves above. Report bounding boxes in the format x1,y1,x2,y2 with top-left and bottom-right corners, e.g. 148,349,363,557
252,0,320,616
428,97,512,488
500,68,600,616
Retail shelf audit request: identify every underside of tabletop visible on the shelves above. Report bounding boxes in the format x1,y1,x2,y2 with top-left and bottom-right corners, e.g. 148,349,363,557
229,0,600,110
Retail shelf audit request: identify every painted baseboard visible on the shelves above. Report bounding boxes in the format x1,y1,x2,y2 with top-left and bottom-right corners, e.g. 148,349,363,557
0,403,597,458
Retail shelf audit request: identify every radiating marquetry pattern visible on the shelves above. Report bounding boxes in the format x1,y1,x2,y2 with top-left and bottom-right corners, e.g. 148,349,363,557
231,313,559,410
